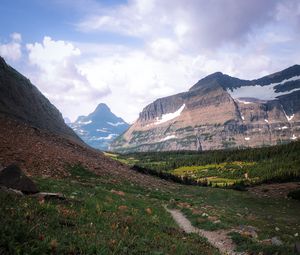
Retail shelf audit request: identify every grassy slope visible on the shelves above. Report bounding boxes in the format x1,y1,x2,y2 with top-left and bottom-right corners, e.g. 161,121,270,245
109,140,300,186
1,164,300,254
0,165,219,255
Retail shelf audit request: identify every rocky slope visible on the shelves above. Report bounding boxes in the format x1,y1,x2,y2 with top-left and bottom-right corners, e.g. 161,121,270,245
0,56,82,143
69,103,129,150
110,65,300,152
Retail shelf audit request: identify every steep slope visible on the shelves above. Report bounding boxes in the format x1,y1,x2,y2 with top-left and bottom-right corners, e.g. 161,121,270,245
111,65,300,152
69,103,129,150
0,56,82,143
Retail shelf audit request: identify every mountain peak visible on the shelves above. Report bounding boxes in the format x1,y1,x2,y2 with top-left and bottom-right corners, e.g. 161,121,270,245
189,71,249,91
94,103,111,113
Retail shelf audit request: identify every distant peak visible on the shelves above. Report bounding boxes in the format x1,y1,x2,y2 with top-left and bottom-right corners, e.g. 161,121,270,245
95,103,110,112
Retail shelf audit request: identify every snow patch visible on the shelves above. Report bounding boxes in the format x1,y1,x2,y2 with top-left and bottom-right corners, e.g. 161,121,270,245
107,121,125,127
228,75,300,100
155,104,185,125
160,135,176,142
96,128,109,133
78,120,92,125
244,137,250,141
236,98,253,105
91,134,117,140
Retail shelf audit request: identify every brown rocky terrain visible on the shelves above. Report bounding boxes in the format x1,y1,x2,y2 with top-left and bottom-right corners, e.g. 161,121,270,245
0,115,172,188
111,66,300,152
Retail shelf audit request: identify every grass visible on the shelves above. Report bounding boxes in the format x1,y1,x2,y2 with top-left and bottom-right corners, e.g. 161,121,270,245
0,165,219,255
1,163,300,254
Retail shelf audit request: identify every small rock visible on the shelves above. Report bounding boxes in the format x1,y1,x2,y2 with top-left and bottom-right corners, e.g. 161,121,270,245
146,208,152,215
33,192,65,201
202,213,209,217
275,227,280,231
110,189,125,196
213,220,221,224
271,237,283,246
295,233,299,237
0,185,24,196
118,205,128,211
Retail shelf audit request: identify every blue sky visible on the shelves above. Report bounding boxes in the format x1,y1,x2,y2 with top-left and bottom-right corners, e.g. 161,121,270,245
1,0,300,122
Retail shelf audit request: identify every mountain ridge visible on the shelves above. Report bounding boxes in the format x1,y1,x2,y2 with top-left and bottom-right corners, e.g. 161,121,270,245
110,64,300,152
0,56,82,144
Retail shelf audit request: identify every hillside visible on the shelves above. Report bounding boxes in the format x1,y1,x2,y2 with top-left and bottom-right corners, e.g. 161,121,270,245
0,56,82,144
69,103,129,150
110,65,300,152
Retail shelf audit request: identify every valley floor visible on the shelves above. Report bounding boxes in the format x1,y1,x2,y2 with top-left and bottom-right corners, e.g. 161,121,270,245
1,164,299,254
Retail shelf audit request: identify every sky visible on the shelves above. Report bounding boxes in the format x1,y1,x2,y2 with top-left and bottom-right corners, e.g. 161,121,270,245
0,0,300,123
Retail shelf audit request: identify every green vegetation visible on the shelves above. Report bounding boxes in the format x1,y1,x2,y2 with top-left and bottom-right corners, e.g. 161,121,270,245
110,141,300,186
0,165,218,255
1,164,299,254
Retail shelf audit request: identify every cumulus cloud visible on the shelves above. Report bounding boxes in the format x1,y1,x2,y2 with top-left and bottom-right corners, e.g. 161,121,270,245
77,0,280,49
26,37,110,120
0,33,22,61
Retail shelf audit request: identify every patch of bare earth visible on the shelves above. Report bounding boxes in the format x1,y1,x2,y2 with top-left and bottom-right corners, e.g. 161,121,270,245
0,116,175,189
165,207,247,255
248,182,300,198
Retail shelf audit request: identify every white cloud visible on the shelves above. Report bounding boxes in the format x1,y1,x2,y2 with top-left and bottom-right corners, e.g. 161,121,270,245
26,36,110,121
0,33,22,61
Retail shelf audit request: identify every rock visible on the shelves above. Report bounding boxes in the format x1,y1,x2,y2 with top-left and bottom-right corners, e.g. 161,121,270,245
0,164,38,194
271,237,283,246
294,242,300,254
238,225,258,239
118,205,128,211
110,189,125,196
0,185,24,196
32,192,65,201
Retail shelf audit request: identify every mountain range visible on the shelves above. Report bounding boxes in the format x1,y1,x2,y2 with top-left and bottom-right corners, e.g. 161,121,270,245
68,104,129,150
110,65,300,152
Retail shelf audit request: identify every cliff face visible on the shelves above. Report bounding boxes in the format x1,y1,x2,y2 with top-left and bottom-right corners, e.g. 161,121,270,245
0,56,82,144
110,65,300,152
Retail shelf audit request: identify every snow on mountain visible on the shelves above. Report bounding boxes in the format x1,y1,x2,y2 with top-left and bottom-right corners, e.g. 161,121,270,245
69,103,129,150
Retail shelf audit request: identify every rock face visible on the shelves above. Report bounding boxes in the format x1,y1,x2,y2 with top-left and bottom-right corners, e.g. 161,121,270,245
0,164,38,194
0,56,82,144
69,103,129,150
111,65,300,152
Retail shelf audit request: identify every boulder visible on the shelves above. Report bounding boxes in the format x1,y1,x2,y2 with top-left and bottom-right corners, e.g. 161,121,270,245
0,164,39,194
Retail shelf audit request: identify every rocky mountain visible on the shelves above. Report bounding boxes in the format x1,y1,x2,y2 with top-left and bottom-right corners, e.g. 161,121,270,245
110,65,300,152
0,55,129,178
69,103,129,150
0,56,82,144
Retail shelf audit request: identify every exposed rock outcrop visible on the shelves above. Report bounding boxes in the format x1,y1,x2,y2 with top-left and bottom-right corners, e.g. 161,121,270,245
111,65,300,152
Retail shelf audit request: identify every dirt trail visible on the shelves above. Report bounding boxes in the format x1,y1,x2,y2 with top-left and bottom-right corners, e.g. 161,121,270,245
165,207,247,255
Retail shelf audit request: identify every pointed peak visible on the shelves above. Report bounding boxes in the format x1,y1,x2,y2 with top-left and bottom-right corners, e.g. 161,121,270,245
94,103,111,113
